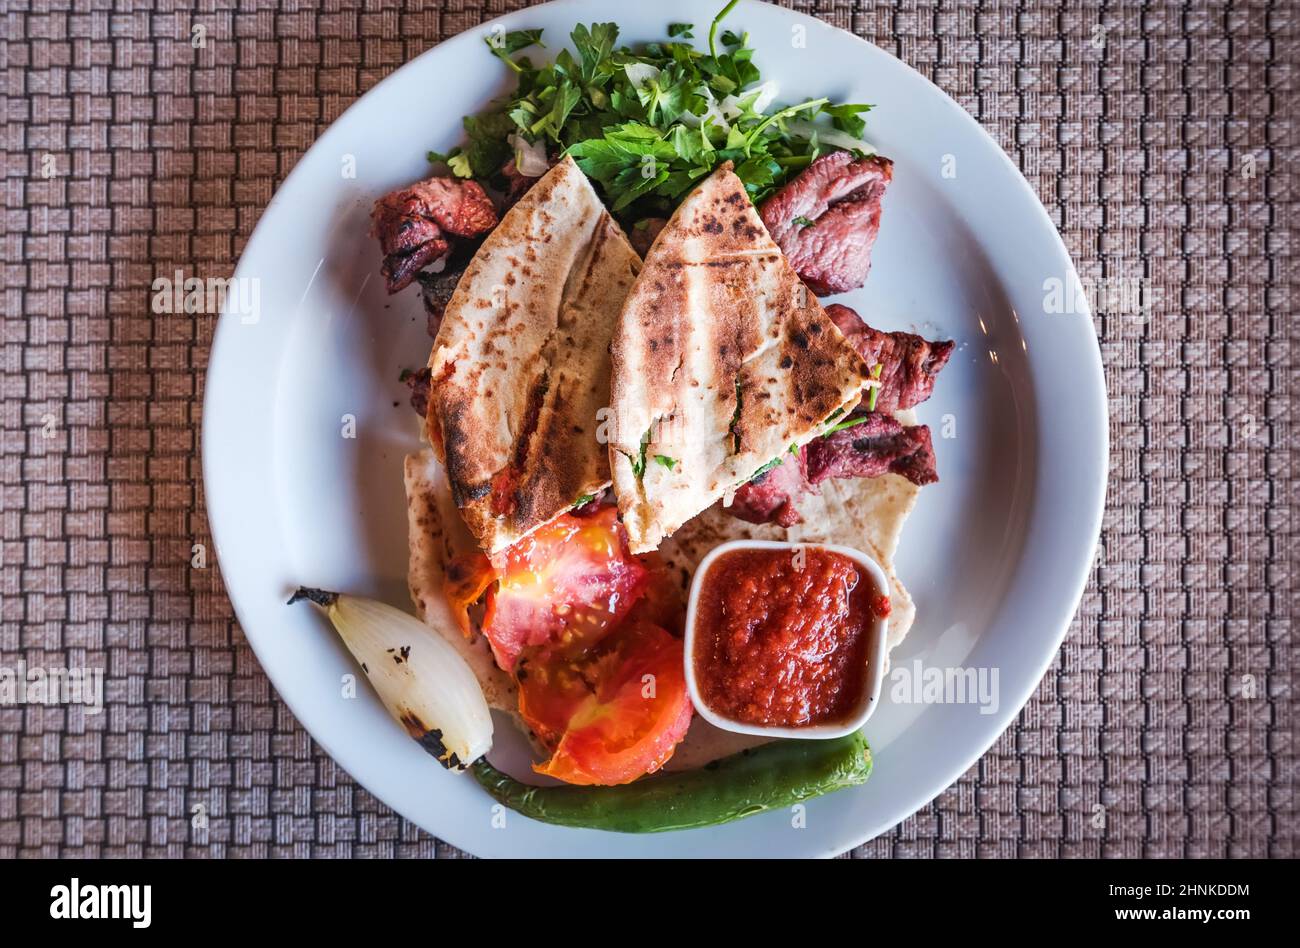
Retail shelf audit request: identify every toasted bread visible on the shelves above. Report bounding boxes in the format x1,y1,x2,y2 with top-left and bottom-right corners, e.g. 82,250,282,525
427,156,640,554
609,163,871,553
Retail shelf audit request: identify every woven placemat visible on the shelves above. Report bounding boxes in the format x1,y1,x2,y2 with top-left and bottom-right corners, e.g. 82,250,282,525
0,0,1294,858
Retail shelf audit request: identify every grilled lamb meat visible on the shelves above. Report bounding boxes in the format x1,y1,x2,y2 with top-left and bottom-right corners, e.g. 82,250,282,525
760,151,893,295
729,413,938,526
402,367,432,418
729,305,950,525
728,449,809,527
416,240,482,339
825,304,955,414
806,413,938,487
499,157,544,208
370,176,498,293
629,217,668,258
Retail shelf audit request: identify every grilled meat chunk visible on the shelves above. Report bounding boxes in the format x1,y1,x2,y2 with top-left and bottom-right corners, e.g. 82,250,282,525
729,304,950,525
727,449,809,527
825,303,954,414
628,217,668,258
402,367,433,418
760,151,893,296
806,413,938,487
370,176,498,293
416,242,481,339
729,413,938,526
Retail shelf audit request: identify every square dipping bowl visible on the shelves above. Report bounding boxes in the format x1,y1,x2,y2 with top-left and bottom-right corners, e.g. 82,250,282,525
683,539,890,740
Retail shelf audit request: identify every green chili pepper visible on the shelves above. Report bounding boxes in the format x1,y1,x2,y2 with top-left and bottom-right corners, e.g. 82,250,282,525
469,731,872,833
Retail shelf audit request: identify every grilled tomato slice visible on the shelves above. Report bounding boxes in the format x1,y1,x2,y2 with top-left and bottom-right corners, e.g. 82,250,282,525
522,620,693,786
445,506,648,672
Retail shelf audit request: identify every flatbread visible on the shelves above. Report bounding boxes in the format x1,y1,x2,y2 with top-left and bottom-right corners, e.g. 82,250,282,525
426,155,640,555
609,162,872,554
404,449,523,726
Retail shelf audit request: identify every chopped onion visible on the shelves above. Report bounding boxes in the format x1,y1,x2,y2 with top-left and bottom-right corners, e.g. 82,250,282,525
290,588,493,770
784,119,878,155
680,86,731,131
720,80,780,119
623,62,661,90
507,133,550,177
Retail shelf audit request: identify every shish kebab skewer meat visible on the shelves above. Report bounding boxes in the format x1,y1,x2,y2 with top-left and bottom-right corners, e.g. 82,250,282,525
730,303,954,527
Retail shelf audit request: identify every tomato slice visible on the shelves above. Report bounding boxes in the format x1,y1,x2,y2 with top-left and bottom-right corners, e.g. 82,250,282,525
442,504,691,784
444,506,648,672
526,621,694,786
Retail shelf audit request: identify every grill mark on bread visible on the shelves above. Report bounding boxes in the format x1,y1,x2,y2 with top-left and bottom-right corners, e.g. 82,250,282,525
609,162,870,553
426,158,638,553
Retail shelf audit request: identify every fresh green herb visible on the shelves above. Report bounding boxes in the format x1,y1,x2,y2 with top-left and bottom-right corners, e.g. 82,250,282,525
630,428,653,479
729,380,743,453
398,368,415,382
427,146,474,178
461,111,517,177
435,2,874,221
865,363,884,412
793,215,816,228
788,442,799,455
654,454,679,472
824,414,871,436
741,97,828,152
748,456,782,481
572,493,596,508
823,407,844,425
709,0,741,60
822,102,874,138
484,28,544,73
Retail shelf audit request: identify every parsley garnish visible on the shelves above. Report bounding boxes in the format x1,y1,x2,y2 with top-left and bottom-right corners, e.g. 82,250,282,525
436,2,873,220
630,428,653,479
865,363,884,412
824,415,871,437
748,456,783,481
654,454,679,471
484,28,544,74
729,380,743,453
793,215,816,228
572,493,596,508
823,102,874,138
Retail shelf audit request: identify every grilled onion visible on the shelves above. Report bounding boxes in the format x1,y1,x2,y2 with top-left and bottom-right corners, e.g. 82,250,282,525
289,588,493,770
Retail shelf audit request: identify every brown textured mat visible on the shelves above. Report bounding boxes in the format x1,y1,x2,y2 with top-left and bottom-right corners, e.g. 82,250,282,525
0,0,1294,858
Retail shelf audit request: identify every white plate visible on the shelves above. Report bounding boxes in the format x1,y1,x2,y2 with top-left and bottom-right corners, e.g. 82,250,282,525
203,0,1106,858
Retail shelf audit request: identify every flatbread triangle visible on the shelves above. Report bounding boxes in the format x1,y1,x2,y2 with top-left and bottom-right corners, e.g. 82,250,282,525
426,156,641,555
609,162,872,553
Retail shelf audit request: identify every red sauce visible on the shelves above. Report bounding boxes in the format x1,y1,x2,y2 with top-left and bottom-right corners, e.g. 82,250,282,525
692,547,887,728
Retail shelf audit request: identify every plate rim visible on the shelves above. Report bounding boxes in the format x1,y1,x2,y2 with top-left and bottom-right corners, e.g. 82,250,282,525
202,0,1107,857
